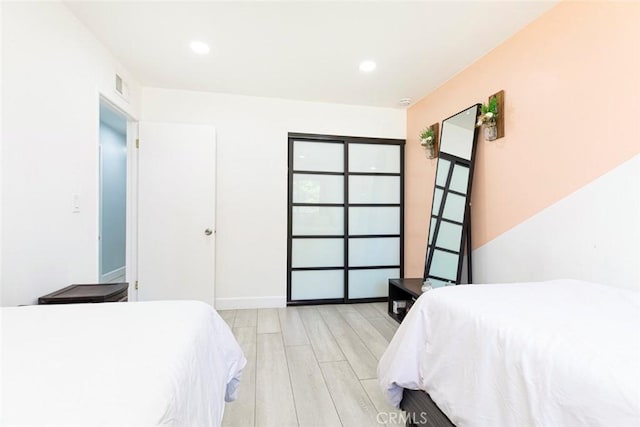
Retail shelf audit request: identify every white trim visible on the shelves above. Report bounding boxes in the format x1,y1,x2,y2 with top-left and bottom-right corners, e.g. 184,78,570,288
125,120,139,301
0,4,4,306
214,296,286,310
100,266,126,283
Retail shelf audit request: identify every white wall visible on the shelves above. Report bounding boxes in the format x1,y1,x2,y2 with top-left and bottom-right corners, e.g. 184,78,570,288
141,88,406,309
473,154,640,290
1,1,140,305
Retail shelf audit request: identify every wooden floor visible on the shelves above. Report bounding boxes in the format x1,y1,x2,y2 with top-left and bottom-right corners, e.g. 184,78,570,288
219,302,405,427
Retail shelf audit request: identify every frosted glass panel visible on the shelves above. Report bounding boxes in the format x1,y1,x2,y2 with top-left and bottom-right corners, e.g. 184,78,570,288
293,141,343,172
349,176,400,204
435,159,451,187
293,174,343,204
291,239,343,268
430,250,458,281
432,189,443,214
349,238,400,266
442,193,466,223
348,268,399,299
428,218,437,244
291,270,344,300
349,144,400,173
349,207,400,235
435,222,462,252
292,206,343,235
450,165,469,194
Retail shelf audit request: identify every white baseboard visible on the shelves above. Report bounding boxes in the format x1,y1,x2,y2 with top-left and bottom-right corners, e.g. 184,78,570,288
101,266,126,283
215,296,286,310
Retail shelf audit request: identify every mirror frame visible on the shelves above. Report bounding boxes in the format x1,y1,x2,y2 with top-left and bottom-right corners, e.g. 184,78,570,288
423,104,481,286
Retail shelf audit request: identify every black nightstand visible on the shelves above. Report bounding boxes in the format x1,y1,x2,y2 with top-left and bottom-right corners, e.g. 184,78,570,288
38,283,128,304
388,278,424,323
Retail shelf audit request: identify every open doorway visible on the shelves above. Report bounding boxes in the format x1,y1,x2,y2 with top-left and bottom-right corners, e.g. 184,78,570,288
99,100,128,283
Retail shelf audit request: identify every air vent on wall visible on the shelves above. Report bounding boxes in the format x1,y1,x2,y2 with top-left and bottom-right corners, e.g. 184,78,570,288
115,73,129,102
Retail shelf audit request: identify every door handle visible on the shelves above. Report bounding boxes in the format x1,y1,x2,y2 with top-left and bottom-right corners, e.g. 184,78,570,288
204,228,213,236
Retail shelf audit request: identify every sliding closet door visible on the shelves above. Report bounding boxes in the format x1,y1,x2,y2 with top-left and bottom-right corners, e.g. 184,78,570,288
348,143,402,299
288,134,404,304
289,139,345,302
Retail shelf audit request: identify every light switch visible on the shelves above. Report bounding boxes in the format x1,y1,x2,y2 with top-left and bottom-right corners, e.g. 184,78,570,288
72,194,80,213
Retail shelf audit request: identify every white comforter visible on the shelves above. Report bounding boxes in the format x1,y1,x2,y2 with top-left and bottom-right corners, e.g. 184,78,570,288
378,280,640,426
1,300,246,426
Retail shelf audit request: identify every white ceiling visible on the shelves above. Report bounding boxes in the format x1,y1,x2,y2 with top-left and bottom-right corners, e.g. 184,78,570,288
66,1,557,108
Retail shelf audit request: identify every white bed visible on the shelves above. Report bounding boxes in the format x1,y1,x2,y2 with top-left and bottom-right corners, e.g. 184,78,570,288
378,280,640,426
1,300,246,426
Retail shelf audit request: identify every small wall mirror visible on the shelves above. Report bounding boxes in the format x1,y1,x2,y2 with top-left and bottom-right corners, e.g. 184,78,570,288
424,104,480,288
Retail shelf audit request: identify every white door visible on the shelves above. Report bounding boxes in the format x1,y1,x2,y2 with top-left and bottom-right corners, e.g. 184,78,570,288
137,122,216,305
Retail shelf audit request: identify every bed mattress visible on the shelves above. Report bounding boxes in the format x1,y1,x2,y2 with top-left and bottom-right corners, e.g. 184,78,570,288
378,280,640,426
1,300,246,426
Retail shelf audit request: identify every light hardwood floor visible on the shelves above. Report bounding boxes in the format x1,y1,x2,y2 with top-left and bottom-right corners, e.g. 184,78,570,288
220,302,405,427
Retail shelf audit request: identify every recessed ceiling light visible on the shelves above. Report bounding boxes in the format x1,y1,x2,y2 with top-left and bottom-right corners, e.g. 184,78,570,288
190,41,210,55
359,60,376,73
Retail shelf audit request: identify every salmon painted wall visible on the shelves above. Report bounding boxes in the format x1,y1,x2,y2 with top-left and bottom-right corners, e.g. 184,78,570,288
405,1,640,277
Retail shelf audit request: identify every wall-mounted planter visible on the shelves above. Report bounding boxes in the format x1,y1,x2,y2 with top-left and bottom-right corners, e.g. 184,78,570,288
489,90,505,140
420,122,439,159
484,122,498,141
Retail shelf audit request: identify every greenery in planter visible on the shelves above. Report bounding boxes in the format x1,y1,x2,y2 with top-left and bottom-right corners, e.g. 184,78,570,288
419,126,436,146
477,96,499,126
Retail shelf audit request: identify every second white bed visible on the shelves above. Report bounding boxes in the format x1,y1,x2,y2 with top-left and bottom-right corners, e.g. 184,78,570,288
378,280,640,426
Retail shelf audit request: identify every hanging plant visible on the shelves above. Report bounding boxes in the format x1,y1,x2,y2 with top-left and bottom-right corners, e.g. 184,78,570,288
419,126,435,147
419,126,437,159
477,96,499,141
477,96,499,126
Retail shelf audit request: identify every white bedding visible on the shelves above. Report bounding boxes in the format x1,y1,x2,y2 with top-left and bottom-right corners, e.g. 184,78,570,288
1,300,246,426
378,280,640,426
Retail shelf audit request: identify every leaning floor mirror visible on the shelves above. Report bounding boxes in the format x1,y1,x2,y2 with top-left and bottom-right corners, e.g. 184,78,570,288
424,104,481,288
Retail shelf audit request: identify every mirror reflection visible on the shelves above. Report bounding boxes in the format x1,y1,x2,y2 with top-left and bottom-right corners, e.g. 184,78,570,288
424,104,480,287
450,165,469,193
439,106,478,160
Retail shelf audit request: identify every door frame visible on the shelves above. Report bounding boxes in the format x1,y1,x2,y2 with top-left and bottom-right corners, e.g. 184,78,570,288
98,93,139,300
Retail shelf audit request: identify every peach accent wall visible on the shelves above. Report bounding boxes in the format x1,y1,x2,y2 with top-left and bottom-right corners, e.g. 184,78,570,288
405,1,640,277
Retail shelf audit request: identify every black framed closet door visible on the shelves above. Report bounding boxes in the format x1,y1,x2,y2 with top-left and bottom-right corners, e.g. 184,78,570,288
287,133,404,305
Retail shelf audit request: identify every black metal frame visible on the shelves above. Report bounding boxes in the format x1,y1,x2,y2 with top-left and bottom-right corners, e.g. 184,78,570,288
401,388,455,426
423,104,481,285
287,132,405,305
